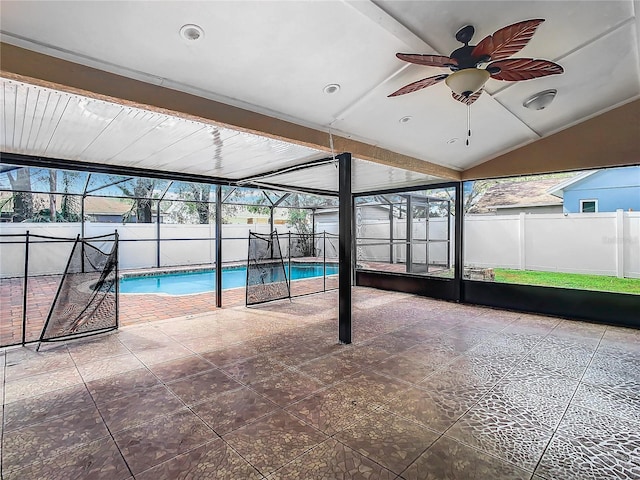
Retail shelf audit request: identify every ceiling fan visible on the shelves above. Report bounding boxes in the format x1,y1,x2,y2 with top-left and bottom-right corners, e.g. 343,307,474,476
389,19,564,105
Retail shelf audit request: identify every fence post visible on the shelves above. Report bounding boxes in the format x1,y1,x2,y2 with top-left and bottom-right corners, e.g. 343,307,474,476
519,212,526,270
616,209,625,278
22,230,30,345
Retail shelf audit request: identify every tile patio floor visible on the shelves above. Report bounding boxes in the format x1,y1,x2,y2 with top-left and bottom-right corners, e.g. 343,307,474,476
1,287,638,479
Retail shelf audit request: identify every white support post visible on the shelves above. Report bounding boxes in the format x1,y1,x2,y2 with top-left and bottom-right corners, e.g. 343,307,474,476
519,212,526,270
616,209,624,278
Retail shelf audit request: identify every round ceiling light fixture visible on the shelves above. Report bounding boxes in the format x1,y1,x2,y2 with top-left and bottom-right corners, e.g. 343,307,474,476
180,24,204,42
523,89,557,110
323,84,341,94
399,116,412,124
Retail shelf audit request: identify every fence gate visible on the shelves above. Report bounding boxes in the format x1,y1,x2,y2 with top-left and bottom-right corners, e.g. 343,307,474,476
38,233,119,349
246,231,290,305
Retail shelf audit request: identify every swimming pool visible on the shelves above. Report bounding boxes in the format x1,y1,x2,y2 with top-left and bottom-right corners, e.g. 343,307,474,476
119,263,339,295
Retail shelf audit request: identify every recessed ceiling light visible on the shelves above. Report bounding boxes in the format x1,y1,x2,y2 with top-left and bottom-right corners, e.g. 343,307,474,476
523,89,557,110
399,116,412,124
447,137,459,144
323,84,340,94
180,24,204,42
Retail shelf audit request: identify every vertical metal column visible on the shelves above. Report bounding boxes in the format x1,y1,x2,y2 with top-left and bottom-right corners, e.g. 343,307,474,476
406,195,413,273
21,230,30,345
215,185,223,308
311,209,316,257
114,230,120,328
156,199,161,268
389,203,394,264
454,182,464,302
323,231,326,292
425,199,430,273
338,153,352,344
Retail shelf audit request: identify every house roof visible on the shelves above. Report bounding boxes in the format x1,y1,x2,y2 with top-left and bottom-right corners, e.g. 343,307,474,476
470,177,567,213
547,171,598,198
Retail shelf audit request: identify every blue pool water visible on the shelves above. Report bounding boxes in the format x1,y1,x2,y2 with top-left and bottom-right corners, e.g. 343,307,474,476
119,263,339,295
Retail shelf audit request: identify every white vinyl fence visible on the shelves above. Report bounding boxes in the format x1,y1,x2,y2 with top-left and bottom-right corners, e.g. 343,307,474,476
464,211,639,279
2,211,638,279
0,222,293,277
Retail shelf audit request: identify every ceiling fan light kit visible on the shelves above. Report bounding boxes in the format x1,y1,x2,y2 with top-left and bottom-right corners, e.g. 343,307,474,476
445,69,490,96
388,18,563,103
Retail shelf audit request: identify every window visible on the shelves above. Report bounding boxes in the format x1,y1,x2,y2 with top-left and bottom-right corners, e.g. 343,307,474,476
580,199,598,213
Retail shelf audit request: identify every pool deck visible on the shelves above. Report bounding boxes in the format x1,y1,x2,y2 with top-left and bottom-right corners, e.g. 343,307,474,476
0,271,336,348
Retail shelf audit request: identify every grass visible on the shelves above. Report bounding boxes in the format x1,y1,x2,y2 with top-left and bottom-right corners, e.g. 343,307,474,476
494,269,640,295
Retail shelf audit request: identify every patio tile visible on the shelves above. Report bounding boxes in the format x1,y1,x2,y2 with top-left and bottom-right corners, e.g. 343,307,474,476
3,384,94,432
66,333,130,363
167,368,242,404
370,353,441,384
381,385,475,433
223,409,327,476
420,355,504,398
536,406,640,480
146,354,215,383
191,386,279,435
85,367,160,404
201,343,261,366
572,382,640,423
114,408,214,474
97,384,184,433
2,407,109,474
250,369,325,407
471,387,567,429
268,438,396,479
4,366,83,402
135,439,262,480
4,346,75,381
131,342,195,366
285,385,374,435
76,352,145,382
220,355,289,384
331,344,394,368
446,408,554,472
3,436,131,480
401,436,532,480
337,371,409,408
295,354,362,385
334,411,439,474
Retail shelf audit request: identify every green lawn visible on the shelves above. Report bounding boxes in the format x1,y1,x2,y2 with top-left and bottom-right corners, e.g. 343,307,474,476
494,269,640,294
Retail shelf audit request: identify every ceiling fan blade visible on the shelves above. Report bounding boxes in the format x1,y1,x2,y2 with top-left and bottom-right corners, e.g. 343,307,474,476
452,89,483,106
396,53,458,68
471,19,544,62
388,74,449,97
488,59,564,81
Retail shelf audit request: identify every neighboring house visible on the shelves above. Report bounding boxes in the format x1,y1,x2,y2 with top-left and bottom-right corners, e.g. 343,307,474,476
469,178,566,215
549,166,640,213
84,197,135,222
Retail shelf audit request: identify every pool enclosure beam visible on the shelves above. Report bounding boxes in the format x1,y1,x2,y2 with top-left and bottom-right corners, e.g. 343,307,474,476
216,185,223,308
338,152,352,344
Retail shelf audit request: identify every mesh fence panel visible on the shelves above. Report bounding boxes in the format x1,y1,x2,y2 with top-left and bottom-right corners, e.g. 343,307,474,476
40,234,118,343
246,231,289,305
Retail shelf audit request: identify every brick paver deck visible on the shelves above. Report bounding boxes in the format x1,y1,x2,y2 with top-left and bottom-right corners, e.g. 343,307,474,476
0,273,337,348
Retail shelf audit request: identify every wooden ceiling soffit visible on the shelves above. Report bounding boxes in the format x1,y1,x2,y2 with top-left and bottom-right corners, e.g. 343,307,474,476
463,99,640,180
0,43,460,181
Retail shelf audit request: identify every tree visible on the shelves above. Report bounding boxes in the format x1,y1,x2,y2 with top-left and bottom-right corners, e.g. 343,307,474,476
5,168,34,222
118,178,155,223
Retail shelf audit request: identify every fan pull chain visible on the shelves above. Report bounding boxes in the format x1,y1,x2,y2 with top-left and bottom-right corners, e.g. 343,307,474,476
466,103,471,146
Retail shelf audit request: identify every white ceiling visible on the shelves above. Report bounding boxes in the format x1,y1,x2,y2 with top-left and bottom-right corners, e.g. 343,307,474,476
1,0,639,188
